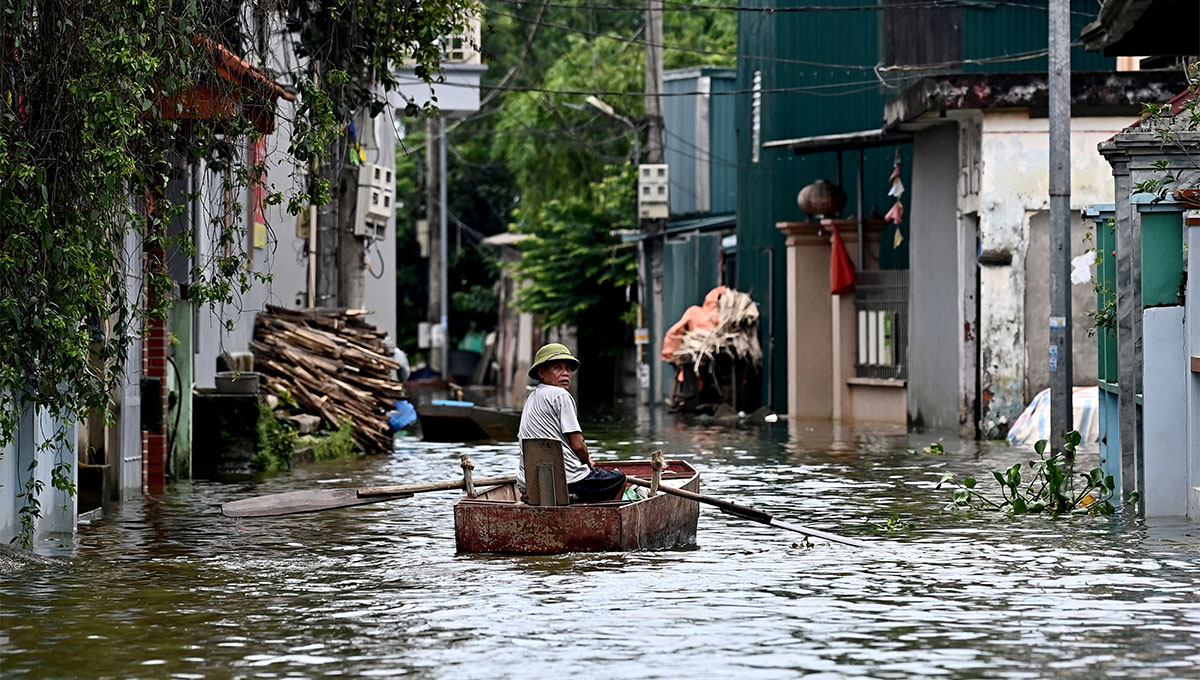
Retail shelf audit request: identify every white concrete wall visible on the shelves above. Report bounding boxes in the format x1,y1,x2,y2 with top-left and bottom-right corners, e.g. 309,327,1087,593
0,406,77,546
975,114,1129,437
1142,305,1188,517
1187,221,1200,520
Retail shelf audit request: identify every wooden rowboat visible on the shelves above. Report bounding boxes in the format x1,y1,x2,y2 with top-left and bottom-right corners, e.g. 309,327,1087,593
453,460,700,554
417,400,521,442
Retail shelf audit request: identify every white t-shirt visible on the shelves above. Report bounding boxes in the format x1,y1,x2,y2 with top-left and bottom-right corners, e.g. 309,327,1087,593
517,383,589,487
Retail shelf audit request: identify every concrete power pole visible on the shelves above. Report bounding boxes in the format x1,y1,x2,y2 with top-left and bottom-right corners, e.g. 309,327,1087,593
438,117,449,379
337,169,365,309
643,0,665,404
644,0,664,167
316,142,341,308
425,117,449,376
426,118,441,373
1048,2,1073,449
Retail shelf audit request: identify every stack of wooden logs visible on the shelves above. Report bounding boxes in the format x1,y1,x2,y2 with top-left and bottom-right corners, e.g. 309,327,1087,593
251,305,404,454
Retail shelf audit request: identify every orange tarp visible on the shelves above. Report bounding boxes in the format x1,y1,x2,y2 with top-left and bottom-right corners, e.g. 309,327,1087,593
660,285,726,363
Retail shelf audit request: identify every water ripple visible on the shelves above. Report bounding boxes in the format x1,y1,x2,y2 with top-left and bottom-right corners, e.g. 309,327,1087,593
1,418,1197,679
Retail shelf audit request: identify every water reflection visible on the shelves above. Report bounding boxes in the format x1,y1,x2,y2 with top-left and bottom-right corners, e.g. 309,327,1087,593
2,413,1198,679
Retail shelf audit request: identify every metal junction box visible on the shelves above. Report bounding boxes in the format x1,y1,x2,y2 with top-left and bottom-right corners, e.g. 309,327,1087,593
638,164,670,220
355,163,394,240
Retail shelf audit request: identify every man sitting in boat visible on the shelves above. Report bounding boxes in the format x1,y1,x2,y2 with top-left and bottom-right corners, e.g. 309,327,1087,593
518,343,626,503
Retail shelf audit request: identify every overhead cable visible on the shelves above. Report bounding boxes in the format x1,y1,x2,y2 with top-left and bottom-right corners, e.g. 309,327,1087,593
488,0,1097,18
489,7,1082,72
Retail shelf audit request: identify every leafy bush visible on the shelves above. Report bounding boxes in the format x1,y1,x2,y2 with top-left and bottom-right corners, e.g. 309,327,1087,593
938,431,1139,516
309,418,358,462
253,402,296,473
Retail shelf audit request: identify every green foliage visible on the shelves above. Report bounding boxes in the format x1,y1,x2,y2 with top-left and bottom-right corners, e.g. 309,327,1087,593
509,167,640,339
253,401,296,473
1133,61,1199,198
388,2,735,361
1085,218,1116,336
477,3,734,346
453,280,499,316
308,418,358,461
393,121,515,354
1,0,477,544
938,431,1140,516
871,512,913,533
491,35,645,204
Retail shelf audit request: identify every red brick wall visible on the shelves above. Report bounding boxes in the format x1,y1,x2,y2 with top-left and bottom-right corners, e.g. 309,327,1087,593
143,191,168,493
142,312,168,493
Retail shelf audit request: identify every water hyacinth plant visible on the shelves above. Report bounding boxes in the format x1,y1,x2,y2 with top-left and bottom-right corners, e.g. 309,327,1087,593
937,431,1139,516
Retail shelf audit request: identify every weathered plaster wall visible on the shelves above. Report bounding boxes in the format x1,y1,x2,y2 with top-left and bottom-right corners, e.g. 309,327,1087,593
976,113,1128,437
1023,211,1099,400
908,124,962,431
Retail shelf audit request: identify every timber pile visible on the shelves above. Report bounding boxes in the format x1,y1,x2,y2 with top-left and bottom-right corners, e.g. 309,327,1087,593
251,305,403,454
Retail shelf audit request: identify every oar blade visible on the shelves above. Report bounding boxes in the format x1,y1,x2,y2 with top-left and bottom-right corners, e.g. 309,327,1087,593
221,488,414,518
771,518,873,549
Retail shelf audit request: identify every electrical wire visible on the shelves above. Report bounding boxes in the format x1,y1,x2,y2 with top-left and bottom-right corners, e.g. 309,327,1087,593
489,6,1087,72
365,239,386,279
489,0,1097,16
663,127,741,170
396,71,930,98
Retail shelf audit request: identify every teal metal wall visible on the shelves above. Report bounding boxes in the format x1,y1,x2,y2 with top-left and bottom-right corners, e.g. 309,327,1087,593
735,0,1116,413
664,68,738,216
661,232,724,401
709,74,738,216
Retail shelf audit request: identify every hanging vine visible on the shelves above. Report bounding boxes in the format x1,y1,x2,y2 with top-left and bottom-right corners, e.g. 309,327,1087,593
0,0,477,545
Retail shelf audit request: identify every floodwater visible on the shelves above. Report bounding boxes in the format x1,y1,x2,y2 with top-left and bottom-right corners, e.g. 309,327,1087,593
2,414,1199,680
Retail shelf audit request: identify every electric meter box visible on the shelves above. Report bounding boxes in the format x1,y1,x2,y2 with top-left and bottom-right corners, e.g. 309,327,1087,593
637,164,669,220
355,163,395,240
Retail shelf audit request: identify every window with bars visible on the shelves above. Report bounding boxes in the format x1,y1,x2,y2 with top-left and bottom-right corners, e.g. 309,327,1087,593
854,269,909,380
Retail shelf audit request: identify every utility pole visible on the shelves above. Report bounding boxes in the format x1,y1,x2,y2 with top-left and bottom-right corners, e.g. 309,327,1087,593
316,143,341,308
1048,1,1073,450
644,0,664,167
422,116,441,374
642,0,665,406
438,116,449,379
337,168,365,309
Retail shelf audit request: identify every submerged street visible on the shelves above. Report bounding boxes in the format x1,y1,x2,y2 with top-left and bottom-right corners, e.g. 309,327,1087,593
3,415,1198,679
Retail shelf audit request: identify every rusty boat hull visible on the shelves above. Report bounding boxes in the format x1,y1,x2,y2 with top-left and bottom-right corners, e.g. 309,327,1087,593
417,402,521,442
453,460,700,554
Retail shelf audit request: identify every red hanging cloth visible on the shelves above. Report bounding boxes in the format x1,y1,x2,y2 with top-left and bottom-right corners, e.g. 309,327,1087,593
830,227,856,295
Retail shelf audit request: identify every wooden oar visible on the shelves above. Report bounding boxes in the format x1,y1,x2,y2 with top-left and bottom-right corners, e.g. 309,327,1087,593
221,475,517,518
626,476,871,548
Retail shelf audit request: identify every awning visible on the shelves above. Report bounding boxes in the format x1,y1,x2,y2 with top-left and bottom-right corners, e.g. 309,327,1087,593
668,212,735,233
762,129,912,155
481,232,528,248
619,212,736,243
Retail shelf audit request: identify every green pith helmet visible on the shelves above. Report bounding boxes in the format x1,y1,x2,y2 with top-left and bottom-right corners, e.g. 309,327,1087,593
528,343,580,380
